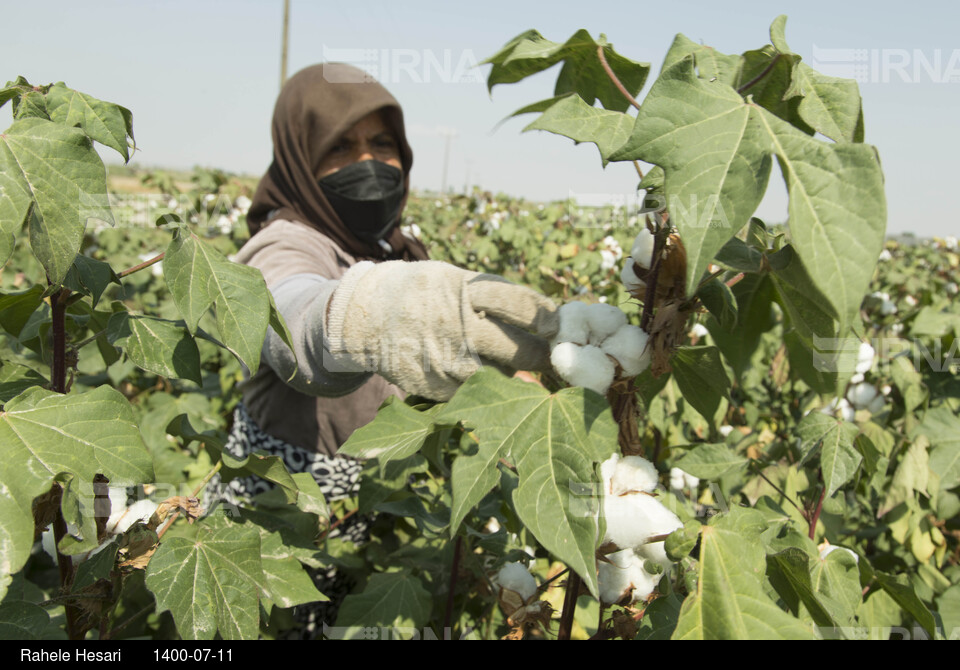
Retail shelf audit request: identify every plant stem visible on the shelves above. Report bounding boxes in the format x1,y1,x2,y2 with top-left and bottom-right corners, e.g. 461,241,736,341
753,466,804,516
808,478,827,541
317,508,358,542
557,571,581,640
737,55,781,94
536,567,569,595
70,327,108,351
104,601,154,640
725,272,745,288
117,252,164,278
443,535,463,635
596,45,641,110
50,287,70,393
632,161,645,180
53,501,83,639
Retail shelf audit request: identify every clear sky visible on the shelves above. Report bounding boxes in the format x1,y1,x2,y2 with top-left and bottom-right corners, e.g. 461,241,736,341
3,0,958,237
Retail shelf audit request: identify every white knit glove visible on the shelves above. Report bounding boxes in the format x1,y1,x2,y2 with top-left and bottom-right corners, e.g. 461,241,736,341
322,260,559,401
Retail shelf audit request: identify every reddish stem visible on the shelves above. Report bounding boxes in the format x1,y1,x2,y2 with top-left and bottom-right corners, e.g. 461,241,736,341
443,535,463,635
118,252,164,278
807,476,826,541
596,46,641,110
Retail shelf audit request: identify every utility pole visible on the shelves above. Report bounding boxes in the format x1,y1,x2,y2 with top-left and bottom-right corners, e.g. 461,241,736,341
438,127,457,194
280,0,290,89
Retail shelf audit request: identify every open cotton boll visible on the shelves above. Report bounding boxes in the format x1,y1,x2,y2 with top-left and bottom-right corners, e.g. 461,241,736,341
611,456,659,495
620,259,645,294
584,303,628,344
496,562,538,602
553,301,591,345
602,490,681,550
109,499,159,535
601,324,650,377
856,341,875,375
670,467,699,492
847,382,879,410
552,343,615,395
630,228,656,270
598,549,657,605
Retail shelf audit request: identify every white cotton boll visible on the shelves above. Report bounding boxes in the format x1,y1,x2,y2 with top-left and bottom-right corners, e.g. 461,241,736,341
553,302,591,345
880,299,898,316
819,544,859,564
847,382,879,410
234,195,252,214
600,453,619,496
601,324,650,377
878,249,893,261
821,397,855,422
849,372,865,385
551,342,583,381
630,228,656,269
603,491,681,550
904,295,918,307
584,303,627,344
947,282,959,296
598,549,657,605
867,394,885,415
719,425,734,438
109,499,159,535
669,468,685,491
689,323,709,339
496,562,538,602
566,345,615,395
620,259,646,293
600,249,619,271
855,342,875,375
945,236,959,251
611,456,659,495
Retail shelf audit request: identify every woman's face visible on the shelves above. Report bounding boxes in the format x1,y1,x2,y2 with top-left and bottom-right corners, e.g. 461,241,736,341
315,111,402,180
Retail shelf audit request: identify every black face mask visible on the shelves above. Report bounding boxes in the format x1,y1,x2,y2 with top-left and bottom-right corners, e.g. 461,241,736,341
318,160,405,245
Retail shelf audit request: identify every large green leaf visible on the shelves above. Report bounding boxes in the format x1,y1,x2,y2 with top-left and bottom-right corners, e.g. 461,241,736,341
107,312,202,385
874,572,937,638
0,385,153,601
334,571,432,637
673,515,814,639
912,407,960,492
768,244,837,344
768,546,861,632
512,93,634,166
0,117,113,286
0,361,47,403
62,254,119,308
675,442,748,480
339,399,441,472
437,368,618,596
878,436,930,517
611,56,885,329
44,83,135,162
163,229,272,373
484,29,649,112
795,413,861,497
662,34,742,87
145,520,262,640
671,346,730,421
768,15,864,143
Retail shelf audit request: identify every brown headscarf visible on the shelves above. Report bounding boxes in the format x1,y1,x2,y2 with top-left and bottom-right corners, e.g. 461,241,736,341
247,63,429,262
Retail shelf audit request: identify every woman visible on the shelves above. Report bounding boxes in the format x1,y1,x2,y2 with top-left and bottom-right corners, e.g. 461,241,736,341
216,63,558,633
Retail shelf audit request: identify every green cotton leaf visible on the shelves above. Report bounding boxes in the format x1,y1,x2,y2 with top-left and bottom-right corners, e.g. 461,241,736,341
513,93,634,167
912,407,960,492
767,546,861,633
12,90,48,120
165,413,299,504
610,56,772,298
737,46,811,136
665,520,702,561
107,313,202,385
0,287,45,339
0,601,54,640
0,361,47,403
260,555,326,609
768,16,864,143
333,571,432,637
339,399,441,471
44,84,135,162
874,572,937,638
62,254,119,308
662,33,743,87
706,274,776,381
891,357,926,414
635,592,683,640
911,306,960,337
611,56,885,330
266,290,296,380
878,436,930,517
0,385,153,602
795,413,861,496
671,346,730,421
696,277,738,330
145,520,262,640
673,520,814,639
437,368,618,596
163,229,270,373
784,330,837,394
675,442,748,480
484,29,649,113
0,118,114,287
768,244,837,345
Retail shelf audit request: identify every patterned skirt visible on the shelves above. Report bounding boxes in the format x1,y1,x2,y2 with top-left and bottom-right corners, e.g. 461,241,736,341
208,403,369,637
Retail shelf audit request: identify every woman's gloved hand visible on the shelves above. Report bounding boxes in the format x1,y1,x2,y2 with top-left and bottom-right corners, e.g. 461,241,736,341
322,260,559,401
